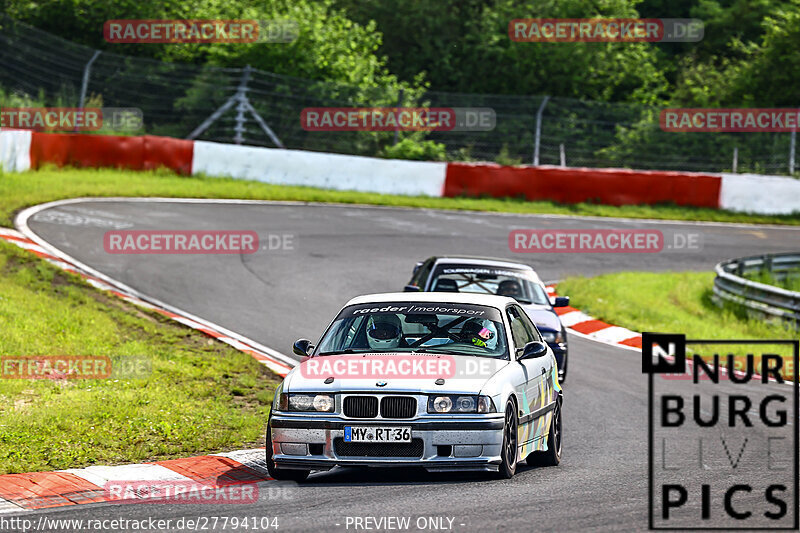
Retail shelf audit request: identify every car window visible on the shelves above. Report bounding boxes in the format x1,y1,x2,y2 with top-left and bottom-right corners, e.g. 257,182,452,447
515,306,542,342
506,306,534,349
427,264,550,304
410,259,434,289
315,302,510,359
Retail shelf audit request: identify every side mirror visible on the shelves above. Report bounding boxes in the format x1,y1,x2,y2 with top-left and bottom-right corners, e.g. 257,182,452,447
412,261,424,275
404,284,421,292
518,341,548,360
553,296,570,308
293,339,314,357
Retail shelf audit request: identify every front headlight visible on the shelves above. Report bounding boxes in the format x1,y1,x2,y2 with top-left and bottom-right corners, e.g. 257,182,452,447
288,393,335,412
541,330,565,344
274,383,288,411
427,395,496,414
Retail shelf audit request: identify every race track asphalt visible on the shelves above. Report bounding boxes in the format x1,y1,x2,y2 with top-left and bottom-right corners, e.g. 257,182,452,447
13,199,800,532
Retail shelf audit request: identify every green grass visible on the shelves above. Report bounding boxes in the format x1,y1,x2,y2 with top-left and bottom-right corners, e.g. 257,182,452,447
558,271,799,379
0,166,799,227
744,268,800,292
0,240,280,474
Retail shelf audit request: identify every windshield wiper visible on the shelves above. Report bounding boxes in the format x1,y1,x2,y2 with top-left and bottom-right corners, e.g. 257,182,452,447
413,347,474,355
317,349,359,356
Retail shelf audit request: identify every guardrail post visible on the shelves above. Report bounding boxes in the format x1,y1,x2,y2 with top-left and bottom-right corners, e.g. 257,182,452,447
532,96,550,166
76,50,101,132
732,147,738,173
790,130,796,175
393,88,404,146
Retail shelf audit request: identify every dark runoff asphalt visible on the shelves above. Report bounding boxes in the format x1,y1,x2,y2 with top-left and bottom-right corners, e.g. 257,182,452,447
10,199,800,533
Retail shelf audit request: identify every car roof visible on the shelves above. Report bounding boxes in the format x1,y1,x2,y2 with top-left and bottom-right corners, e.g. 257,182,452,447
428,256,543,283
345,292,518,308
431,256,535,271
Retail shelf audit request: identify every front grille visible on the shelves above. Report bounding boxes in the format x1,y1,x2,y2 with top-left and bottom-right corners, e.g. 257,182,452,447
380,396,416,418
343,396,378,418
334,438,424,458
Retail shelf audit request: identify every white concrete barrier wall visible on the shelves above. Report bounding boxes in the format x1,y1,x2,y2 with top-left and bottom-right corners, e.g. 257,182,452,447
720,173,800,215
0,130,32,172
192,141,447,197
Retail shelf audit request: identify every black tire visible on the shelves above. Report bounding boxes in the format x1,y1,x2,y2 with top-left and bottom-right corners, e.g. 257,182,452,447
266,418,310,482
496,401,519,479
527,398,562,467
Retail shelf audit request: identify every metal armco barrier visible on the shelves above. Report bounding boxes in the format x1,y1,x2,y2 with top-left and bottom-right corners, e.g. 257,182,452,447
712,252,800,326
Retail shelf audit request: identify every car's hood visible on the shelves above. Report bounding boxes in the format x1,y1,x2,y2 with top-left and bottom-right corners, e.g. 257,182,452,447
520,304,562,331
284,353,508,395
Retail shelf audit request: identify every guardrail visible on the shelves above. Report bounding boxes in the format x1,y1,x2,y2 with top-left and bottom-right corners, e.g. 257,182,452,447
712,253,800,326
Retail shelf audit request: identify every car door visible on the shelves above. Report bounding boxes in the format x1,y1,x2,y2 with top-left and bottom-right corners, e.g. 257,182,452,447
507,305,552,455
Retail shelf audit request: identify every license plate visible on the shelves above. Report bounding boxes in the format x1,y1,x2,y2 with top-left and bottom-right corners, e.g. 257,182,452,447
344,426,411,443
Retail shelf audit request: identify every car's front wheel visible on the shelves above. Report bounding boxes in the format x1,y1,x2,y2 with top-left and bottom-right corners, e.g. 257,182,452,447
266,417,310,482
496,401,518,479
527,398,562,467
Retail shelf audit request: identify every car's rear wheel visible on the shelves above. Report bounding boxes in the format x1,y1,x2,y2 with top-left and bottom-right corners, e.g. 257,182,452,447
527,398,562,467
266,417,310,482
496,401,518,479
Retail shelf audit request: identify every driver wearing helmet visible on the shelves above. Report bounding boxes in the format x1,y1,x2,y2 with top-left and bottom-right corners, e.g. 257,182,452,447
366,314,406,350
459,318,497,350
496,279,523,298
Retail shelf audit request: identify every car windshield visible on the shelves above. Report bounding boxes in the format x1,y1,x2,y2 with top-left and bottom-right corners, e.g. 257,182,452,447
315,302,508,359
428,264,551,305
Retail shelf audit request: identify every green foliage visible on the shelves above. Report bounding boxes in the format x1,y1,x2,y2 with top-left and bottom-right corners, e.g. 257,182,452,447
3,0,407,91
494,145,523,166
380,137,446,161
335,0,669,103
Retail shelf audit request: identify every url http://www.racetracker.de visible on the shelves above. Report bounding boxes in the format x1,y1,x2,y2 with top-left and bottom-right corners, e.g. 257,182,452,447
0,515,280,532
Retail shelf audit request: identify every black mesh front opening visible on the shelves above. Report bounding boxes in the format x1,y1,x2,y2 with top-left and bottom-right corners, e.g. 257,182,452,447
334,438,424,458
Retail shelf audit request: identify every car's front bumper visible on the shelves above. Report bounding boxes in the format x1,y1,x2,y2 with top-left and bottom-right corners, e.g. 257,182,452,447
269,414,505,472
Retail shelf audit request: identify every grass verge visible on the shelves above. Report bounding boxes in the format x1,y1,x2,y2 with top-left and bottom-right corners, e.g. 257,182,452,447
1,166,799,227
0,239,280,474
558,271,798,379
744,268,800,292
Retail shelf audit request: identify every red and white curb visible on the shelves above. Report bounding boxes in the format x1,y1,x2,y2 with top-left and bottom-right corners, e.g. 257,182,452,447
545,284,643,351
0,227,294,377
0,449,271,513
